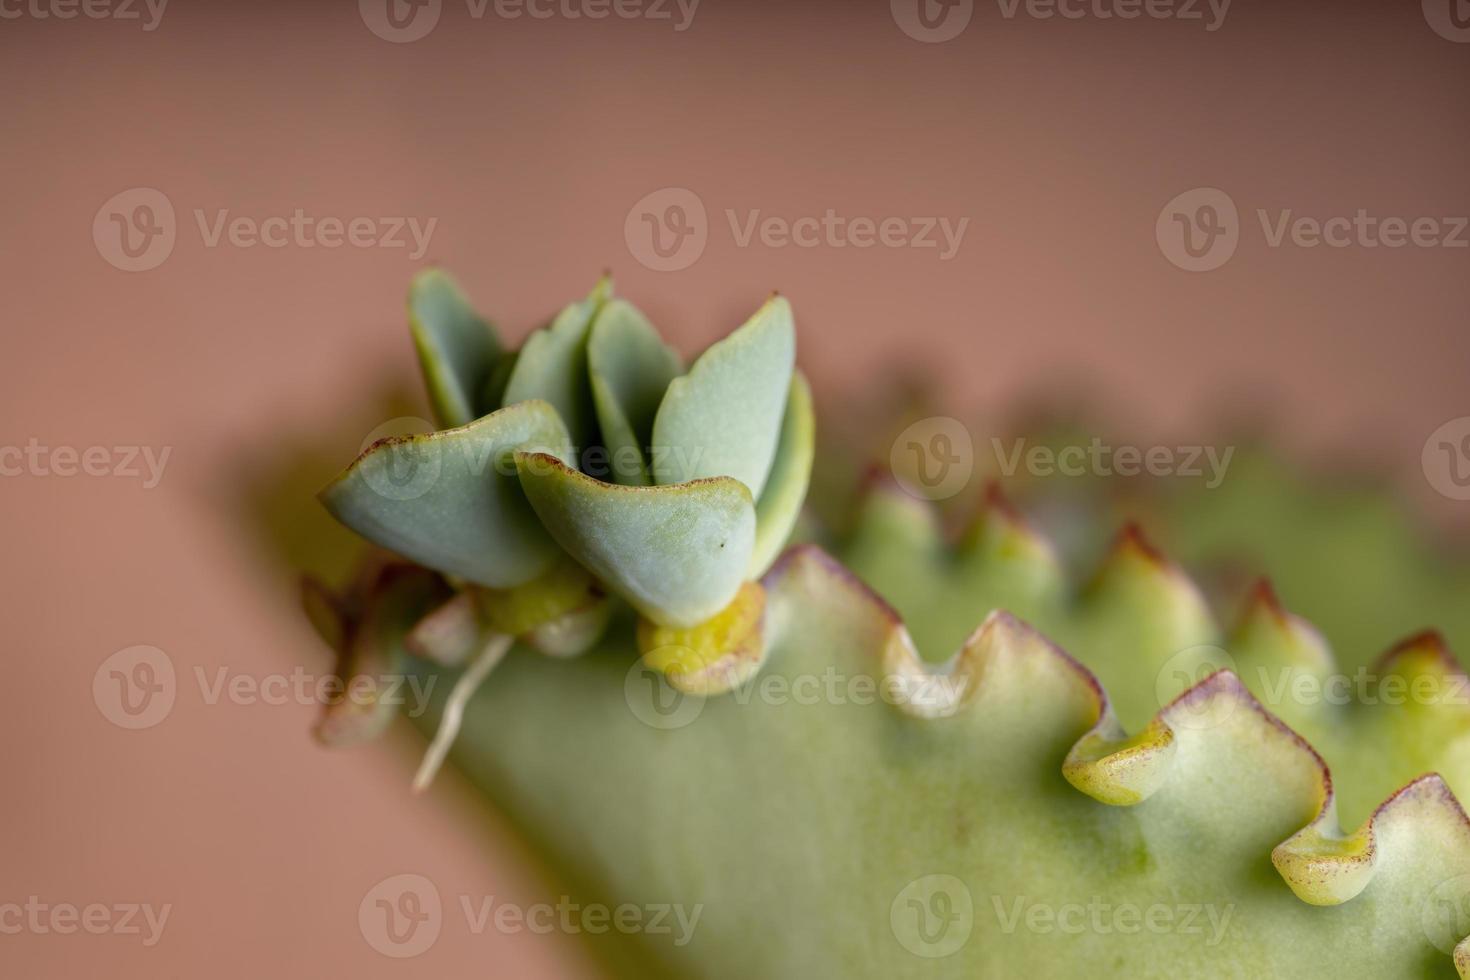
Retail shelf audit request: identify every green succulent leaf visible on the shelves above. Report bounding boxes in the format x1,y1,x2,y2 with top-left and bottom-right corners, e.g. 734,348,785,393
404,546,1470,978
514,451,755,628
306,272,1470,979
750,371,815,576
588,299,684,487
501,277,610,448
408,269,501,428
651,295,796,496
319,401,572,589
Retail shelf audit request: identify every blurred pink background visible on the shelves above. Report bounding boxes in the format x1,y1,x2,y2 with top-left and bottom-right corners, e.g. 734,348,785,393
3,1,1469,976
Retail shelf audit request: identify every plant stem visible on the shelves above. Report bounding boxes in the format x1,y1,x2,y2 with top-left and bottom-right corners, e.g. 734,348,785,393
412,631,513,793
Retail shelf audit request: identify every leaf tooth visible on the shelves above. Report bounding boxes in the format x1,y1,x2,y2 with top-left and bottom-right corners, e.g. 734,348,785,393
1078,523,1219,729
1359,631,1470,732
846,466,944,558
1230,579,1336,725
1062,716,1178,806
1371,629,1463,681
1087,523,1209,604
1064,669,1307,808
767,544,1144,731
1272,773,1470,910
956,481,1062,573
753,539,1470,973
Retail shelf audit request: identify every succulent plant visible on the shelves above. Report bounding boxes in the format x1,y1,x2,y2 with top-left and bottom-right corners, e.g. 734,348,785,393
304,270,1470,978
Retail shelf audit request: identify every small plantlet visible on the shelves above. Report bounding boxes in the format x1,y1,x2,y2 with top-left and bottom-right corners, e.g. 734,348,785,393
304,269,1470,978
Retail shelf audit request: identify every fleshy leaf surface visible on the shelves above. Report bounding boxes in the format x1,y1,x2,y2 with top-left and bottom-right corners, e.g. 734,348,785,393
501,278,609,448
841,483,1470,830
408,269,501,428
319,401,571,589
515,451,754,628
650,295,795,496
587,299,683,487
400,545,1470,978
750,371,815,576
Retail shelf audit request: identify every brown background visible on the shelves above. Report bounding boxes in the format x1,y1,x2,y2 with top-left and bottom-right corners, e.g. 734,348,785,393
3,0,1468,976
